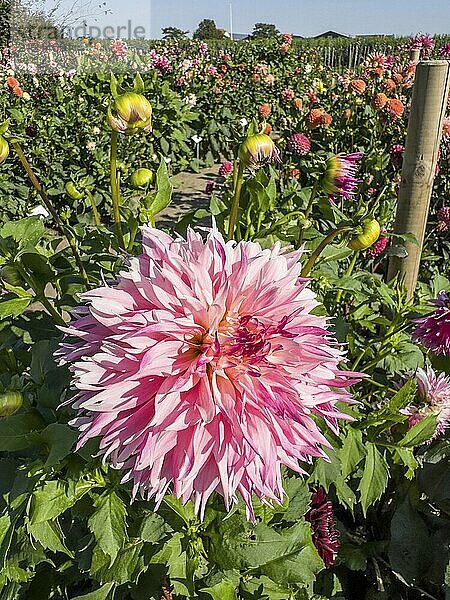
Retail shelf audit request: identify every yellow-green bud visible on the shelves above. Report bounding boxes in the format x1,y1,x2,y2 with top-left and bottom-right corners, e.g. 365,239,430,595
0,136,9,165
65,182,84,200
0,391,23,417
131,168,154,188
348,218,381,250
239,133,279,169
107,92,152,136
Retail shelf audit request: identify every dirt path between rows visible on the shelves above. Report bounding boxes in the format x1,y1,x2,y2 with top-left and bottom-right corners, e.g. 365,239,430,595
157,164,221,224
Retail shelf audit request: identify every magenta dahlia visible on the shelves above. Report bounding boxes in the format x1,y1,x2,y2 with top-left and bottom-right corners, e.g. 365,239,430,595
413,291,450,356
59,227,360,520
322,153,362,200
218,160,233,178
287,134,311,156
306,487,340,567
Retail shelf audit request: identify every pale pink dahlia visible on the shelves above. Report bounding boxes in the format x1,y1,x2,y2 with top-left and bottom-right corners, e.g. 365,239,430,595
402,367,450,439
413,291,450,356
59,227,360,519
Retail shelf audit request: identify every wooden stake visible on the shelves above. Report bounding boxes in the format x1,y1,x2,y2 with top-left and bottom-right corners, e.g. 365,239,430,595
388,61,450,297
409,48,420,62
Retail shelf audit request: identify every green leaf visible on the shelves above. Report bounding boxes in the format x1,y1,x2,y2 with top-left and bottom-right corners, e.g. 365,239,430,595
0,514,11,547
283,477,311,522
141,158,172,219
388,499,431,583
0,217,46,247
138,512,171,543
339,428,366,479
398,414,438,447
357,443,389,516
72,582,115,600
392,447,419,479
0,413,44,451
30,479,94,524
0,297,32,318
27,519,73,557
38,423,78,466
202,579,238,600
88,491,127,564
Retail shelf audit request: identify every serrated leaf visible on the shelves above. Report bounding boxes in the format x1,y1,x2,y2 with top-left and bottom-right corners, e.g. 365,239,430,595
0,297,32,318
283,477,311,522
142,158,172,218
88,491,127,564
0,413,44,451
357,443,389,516
138,512,171,543
30,479,94,524
38,423,78,466
27,519,73,557
398,414,438,447
339,428,366,479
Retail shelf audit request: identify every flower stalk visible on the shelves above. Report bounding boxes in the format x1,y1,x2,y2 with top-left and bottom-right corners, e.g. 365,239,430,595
228,161,245,240
12,142,90,290
110,130,125,249
301,226,352,277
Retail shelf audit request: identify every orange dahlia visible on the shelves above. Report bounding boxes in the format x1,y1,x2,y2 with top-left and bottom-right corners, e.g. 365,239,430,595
6,76,19,88
320,112,332,127
293,97,303,110
259,103,272,118
264,123,272,135
371,93,388,110
385,79,396,94
343,108,352,119
305,108,324,129
387,98,404,118
349,79,366,95
392,72,403,84
12,87,23,97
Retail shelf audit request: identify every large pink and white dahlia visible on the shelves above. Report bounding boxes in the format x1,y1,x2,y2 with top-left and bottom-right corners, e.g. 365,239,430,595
59,227,360,519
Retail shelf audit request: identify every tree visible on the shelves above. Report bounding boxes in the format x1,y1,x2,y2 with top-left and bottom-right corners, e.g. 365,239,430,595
161,26,189,40
193,19,224,40
250,22,279,39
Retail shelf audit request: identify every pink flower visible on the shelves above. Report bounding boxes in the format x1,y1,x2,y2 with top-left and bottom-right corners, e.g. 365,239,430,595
367,235,389,258
111,39,128,61
402,367,450,439
413,291,450,355
306,487,340,567
218,160,233,178
287,133,311,156
205,181,216,195
59,227,360,520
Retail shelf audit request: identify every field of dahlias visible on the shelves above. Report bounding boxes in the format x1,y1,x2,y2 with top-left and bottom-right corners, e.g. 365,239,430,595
0,32,450,600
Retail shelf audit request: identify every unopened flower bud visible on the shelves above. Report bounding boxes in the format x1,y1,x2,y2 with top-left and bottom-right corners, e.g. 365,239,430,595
0,265,23,287
131,168,154,188
107,92,152,136
65,182,84,200
0,136,9,164
348,218,381,250
239,133,279,169
0,391,23,417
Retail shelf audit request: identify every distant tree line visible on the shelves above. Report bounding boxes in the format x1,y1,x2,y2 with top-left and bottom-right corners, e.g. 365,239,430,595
161,19,281,41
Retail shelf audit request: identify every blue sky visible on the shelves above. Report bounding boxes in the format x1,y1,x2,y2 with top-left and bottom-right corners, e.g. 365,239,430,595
49,0,450,39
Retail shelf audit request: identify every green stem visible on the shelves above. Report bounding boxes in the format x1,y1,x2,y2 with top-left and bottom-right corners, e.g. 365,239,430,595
335,251,359,304
13,142,90,290
300,226,352,277
228,162,245,241
110,131,125,249
297,181,319,247
86,189,102,227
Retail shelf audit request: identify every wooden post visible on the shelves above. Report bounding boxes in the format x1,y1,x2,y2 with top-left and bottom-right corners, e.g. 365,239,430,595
409,48,421,62
388,61,450,297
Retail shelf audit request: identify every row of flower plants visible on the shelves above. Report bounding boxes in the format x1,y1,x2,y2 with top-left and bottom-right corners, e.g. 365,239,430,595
0,35,449,600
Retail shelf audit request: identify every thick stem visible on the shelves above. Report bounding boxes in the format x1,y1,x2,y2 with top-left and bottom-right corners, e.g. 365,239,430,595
300,227,352,278
335,251,359,304
85,189,102,227
13,142,90,289
110,131,125,249
227,162,245,241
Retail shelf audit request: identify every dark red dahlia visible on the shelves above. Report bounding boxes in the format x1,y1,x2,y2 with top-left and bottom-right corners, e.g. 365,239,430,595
305,487,340,567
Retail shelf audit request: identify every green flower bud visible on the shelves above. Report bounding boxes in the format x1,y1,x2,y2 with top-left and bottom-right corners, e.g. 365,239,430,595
239,133,279,169
348,218,381,250
107,92,152,136
0,391,23,417
130,168,154,188
0,136,9,165
0,265,23,287
65,182,84,200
